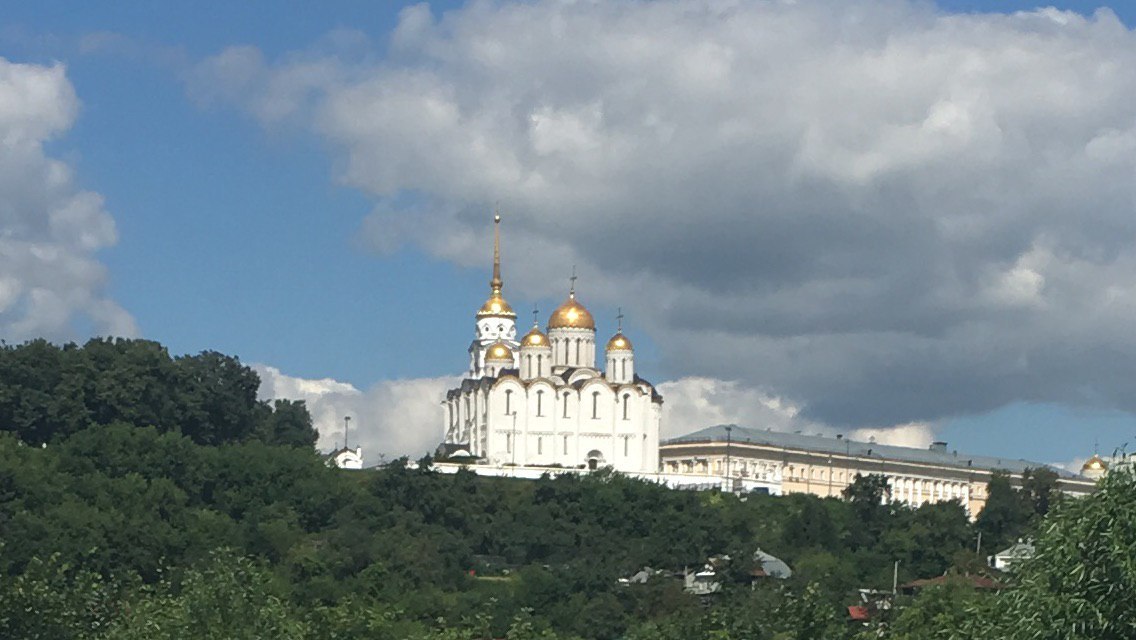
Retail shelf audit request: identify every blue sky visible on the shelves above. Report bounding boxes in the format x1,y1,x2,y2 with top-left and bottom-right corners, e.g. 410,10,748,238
3,0,1136,463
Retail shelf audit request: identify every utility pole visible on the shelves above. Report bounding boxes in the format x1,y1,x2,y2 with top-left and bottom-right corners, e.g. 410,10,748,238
510,411,518,469
724,425,733,492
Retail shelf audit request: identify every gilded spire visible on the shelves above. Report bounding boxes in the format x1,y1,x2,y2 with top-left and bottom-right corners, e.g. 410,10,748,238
491,212,503,294
476,211,515,318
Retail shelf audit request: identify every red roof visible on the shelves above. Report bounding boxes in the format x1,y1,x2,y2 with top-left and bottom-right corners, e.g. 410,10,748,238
848,606,871,621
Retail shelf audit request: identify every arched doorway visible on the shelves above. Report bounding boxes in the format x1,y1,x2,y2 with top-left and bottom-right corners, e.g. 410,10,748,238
586,449,604,471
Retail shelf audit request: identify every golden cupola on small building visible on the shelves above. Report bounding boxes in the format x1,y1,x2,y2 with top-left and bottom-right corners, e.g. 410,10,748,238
519,318,551,380
483,340,515,377
548,274,596,368
604,311,635,384
1081,454,1109,481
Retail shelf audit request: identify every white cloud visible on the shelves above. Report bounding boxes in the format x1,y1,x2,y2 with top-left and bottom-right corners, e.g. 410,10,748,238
254,364,458,461
257,365,932,459
659,375,935,447
196,2,1136,428
0,57,136,341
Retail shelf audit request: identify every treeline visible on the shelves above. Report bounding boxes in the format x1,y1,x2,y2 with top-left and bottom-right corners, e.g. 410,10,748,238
0,338,316,447
0,338,1127,639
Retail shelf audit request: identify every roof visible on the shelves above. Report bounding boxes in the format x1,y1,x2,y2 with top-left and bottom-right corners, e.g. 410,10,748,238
994,540,1035,558
663,424,1082,478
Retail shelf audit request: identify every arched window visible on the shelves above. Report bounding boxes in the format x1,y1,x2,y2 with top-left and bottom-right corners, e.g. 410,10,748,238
562,434,568,454
563,392,570,418
504,389,512,415
622,393,630,420
526,354,532,372
575,338,581,363
623,436,629,456
592,391,600,419
536,390,544,417
621,359,626,379
537,436,543,455
536,354,543,376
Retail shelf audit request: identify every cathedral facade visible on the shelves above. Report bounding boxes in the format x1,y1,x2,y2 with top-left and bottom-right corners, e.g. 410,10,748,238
440,216,662,474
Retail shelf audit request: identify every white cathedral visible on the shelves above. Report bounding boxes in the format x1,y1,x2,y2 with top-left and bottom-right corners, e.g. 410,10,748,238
439,216,662,473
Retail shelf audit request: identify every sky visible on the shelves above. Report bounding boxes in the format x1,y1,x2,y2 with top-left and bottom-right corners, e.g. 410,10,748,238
3,0,1136,469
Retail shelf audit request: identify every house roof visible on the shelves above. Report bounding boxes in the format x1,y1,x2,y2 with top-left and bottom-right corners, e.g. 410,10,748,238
663,424,1082,478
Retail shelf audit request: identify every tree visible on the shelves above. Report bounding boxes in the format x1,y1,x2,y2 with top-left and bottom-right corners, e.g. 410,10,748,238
258,399,318,448
970,466,1136,638
975,471,1031,553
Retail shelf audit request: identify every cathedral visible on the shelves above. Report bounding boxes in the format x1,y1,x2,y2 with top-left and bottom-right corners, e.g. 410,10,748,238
439,216,662,473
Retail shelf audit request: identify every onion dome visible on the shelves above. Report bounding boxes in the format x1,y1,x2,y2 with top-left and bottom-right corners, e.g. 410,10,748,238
485,341,515,361
521,323,549,348
478,292,515,318
1082,454,1108,473
549,292,595,329
606,332,633,351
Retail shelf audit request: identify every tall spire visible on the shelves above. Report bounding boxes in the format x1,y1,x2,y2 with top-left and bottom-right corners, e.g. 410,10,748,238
490,211,503,294
569,265,577,299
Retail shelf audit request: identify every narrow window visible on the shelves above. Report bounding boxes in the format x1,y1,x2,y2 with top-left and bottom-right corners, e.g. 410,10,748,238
622,393,630,420
563,392,570,418
538,436,543,455
506,433,512,454
623,437,629,457
563,435,568,454
536,390,544,417
526,354,532,373
575,338,581,363
505,389,512,415
621,359,626,379
536,354,543,376
592,391,599,419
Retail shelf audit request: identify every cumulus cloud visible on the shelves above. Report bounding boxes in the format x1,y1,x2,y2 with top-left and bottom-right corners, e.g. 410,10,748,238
255,365,933,461
0,57,136,341
659,376,934,447
198,2,1136,429
255,364,458,461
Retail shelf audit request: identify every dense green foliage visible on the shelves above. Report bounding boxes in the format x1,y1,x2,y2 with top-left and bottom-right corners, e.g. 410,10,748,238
0,338,1116,639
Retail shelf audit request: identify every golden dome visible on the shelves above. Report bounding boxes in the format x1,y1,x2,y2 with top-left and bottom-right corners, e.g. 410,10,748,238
606,332,633,351
548,293,595,330
477,292,516,318
486,341,515,361
521,324,549,348
1082,455,1108,472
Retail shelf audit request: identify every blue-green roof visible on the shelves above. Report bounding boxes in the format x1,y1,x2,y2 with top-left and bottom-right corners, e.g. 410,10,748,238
663,424,1082,479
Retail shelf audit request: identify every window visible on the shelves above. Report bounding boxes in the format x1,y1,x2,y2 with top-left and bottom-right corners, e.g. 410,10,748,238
622,393,630,420
538,437,543,455
536,390,544,417
623,437,629,456
575,338,581,363
506,433,512,454
563,435,568,454
504,389,512,415
591,391,600,419
536,354,543,376
621,359,626,379
563,392,570,418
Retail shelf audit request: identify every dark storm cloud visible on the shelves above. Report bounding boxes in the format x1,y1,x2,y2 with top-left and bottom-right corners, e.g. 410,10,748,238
195,1,1136,429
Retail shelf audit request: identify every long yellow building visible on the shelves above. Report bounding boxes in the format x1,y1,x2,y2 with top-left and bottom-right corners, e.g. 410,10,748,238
659,424,1096,516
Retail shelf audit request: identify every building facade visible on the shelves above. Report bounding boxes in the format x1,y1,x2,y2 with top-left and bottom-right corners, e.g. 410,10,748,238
659,425,1096,516
438,216,663,474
